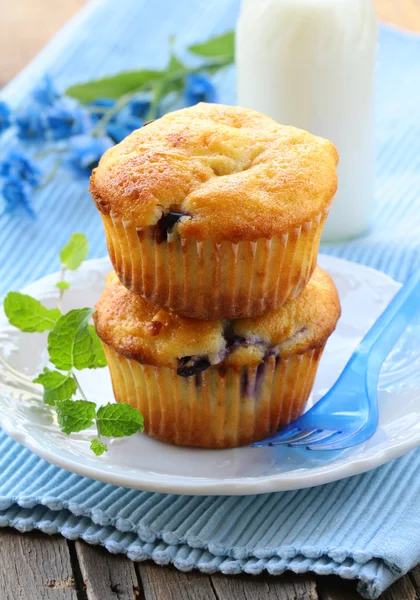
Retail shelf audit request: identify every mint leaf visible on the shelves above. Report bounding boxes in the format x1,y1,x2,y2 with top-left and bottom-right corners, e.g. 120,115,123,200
56,281,70,291
90,438,108,456
56,400,96,434
48,308,97,371
4,292,61,333
88,325,107,368
66,70,163,103
33,368,77,406
60,233,89,271
96,403,144,438
188,31,234,59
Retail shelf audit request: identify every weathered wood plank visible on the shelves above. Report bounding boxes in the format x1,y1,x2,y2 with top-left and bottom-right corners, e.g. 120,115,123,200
75,540,142,600
381,575,417,600
0,528,78,600
136,563,217,600
211,572,318,600
317,574,418,600
317,576,365,600
409,565,420,595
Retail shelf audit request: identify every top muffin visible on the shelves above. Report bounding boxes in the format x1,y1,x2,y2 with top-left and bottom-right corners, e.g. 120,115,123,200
91,103,338,243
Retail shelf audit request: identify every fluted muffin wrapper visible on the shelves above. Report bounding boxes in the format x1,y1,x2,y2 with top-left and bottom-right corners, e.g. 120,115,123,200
102,342,326,449
101,210,328,319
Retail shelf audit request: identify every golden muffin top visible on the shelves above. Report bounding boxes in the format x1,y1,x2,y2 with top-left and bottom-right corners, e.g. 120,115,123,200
94,267,341,373
90,103,338,242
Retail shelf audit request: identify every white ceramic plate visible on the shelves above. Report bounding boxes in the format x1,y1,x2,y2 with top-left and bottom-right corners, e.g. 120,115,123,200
0,255,419,496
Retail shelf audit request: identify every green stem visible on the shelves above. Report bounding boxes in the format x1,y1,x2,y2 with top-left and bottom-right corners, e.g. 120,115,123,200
91,56,232,135
145,78,168,121
57,266,67,311
37,158,62,191
71,370,102,441
90,92,136,137
71,371,88,401
34,147,67,160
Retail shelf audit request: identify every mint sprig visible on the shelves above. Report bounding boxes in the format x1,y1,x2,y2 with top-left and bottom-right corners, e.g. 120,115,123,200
48,308,97,370
33,368,77,406
3,232,144,455
90,438,108,456
66,30,234,123
4,292,60,332
56,400,96,434
97,403,144,437
60,233,89,271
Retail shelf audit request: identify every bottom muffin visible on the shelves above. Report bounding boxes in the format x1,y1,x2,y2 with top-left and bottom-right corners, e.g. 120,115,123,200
94,267,341,449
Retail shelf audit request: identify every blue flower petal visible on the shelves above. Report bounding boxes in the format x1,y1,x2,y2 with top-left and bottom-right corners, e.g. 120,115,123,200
106,117,144,143
68,134,114,174
0,151,42,187
45,98,92,141
0,101,11,135
32,76,60,107
184,74,217,107
88,98,116,124
1,177,36,219
130,97,152,119
15,107,46,141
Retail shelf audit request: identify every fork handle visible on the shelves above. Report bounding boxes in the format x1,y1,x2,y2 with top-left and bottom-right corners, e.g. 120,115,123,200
352,268,420,371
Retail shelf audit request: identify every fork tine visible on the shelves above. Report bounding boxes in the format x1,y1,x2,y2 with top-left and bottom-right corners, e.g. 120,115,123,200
288,429,340,447
306,426,370,451
267,428,321,447
251,427,302,447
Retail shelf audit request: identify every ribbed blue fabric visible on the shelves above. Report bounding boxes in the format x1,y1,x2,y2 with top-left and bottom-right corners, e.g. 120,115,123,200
0,1,419,598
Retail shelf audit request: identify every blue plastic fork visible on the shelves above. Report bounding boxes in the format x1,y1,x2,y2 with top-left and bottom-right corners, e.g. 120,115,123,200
252,268,420,451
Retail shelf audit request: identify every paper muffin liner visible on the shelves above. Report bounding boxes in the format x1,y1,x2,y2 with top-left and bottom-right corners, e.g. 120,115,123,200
101,210,328,319
102,342,325,449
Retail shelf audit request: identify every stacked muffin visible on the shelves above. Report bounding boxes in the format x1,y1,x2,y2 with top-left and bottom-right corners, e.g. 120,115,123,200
91,103,341,449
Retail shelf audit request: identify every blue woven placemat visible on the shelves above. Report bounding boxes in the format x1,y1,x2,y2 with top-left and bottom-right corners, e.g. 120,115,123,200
1,1,420,598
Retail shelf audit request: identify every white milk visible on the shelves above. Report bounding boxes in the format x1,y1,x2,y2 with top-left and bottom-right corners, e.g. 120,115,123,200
236,0,377,241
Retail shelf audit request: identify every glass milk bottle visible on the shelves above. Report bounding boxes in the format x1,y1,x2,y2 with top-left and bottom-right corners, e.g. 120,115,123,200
236,0,377,242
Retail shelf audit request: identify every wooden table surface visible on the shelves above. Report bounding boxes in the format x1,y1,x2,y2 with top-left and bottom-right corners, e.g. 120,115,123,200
1,1,420,599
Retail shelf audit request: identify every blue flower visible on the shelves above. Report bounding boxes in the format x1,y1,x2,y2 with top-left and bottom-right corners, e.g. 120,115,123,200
45,98,92,141
184,74,217,107
1,177,35,218
106,116,144,143
0,101,11,134
130,97,151,119
32,76,60,107
0,151,42,187
88,98,116,124
15,106,46,141
68,135,113,174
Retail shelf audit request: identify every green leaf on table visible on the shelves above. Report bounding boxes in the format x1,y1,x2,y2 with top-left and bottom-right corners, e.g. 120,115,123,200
88,324,107,368
56,281,70,291
90,438,108,456
188,31,235,59
60,233,89,271
48,308,97,371
33,368,77,406
4,292,61,333
56,400,96,435
66,70,163,103
96,403,144,438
